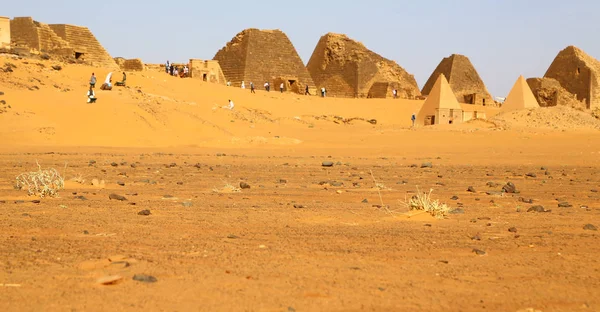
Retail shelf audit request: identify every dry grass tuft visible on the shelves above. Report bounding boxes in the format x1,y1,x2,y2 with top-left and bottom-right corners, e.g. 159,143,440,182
403,187,450,219
15,161,65,198
212,181,242,193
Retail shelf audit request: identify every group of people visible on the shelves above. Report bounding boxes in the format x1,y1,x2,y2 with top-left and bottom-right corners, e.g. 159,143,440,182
165,60,189,78
86,71,127,103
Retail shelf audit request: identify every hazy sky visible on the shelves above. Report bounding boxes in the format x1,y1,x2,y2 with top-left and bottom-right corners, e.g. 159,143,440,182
4,0,600,97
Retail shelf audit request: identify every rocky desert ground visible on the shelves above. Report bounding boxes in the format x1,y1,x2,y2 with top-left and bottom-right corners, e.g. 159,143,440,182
1,54,600,311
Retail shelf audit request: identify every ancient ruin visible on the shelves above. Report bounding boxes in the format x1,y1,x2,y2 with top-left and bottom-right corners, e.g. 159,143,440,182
0,16,10,50
527,77,586,110
114,58,145,71
502,76,539,112
213,29,315,93
544,46,600,110
9,17,117,68
422,54,494,106
307,33,420,99
189,59,225,84
417,74,463,125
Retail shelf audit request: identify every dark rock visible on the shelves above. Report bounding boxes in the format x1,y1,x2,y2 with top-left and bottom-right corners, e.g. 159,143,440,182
108,194,127,201
361,199,369,203
519,197,534,204
421,162,433,168
130,163,137,168
83,230,89,235
330,181,344,187
527,205,547,213
472,249,486,256
132,274,157,283
467,186,476,193
451,195,459,200
591,189,598,193
110,162,118,167
88,160,96,166
32,200,41,204
239,182,251,189
583,224,597,231
471,234,481,241
167,163,177,168
74,195,88,201
558,202,573,208
508,227,518,233
193,163,202,169
176,181,184,185
486,181,499,188
51,65,62,71
449,208,464,214
117,181,125,186
322,161,334,167
526,173,537,178
227,234,239,239
137,209,151,216
293,204,305,209
409,164,418,168
486,191,504,196
502,182,517,193
279,179,288,184
540,166,547,170
216,153,226,157
40,54,51,60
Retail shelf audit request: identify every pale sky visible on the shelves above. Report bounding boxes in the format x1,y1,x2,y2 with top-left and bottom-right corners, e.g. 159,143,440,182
4,0,600,97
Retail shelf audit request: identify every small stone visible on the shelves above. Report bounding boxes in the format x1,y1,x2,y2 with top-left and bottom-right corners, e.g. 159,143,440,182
527,205,547,213
137,209,151,216
471,234,481,240
74,195,88,201
108,194,127,201
467,186,476,193
97,275,123,285
486,181,499,188
540,166,547,170
361,199,369,203
88,160,96,166
110,162,118,167
421,162,433,168
116,181,125,186
519,197,534,204
239,182,251,189
182,201,193,207
508,227,518,233
472,249,486,256
130,163,137,168
176,181,184,185
330,181,344,187
502,182,517,193
194,163,202,169
591,189,598,193
322,161,334,167
83,230,89,235
293,204,305,209
449,208,464,214
525,173,537,178
583,224,597,231
227,234,239,239
279,179,288,184
167,163,177,168
409,164,418,168
51,65,62,71
132,274,157,283
558,202,572,208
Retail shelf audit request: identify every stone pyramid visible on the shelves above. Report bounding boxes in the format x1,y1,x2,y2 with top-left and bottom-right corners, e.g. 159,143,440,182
417,74,462,125
213,28,315,91
422,54,493,105
502,76,540,111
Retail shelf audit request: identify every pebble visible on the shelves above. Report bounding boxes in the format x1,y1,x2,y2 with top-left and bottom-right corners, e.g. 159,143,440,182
558,202,573,208
137,209,151,216
132,274,157,283
526,173,537,178
279,179,288,184
421,162,433,168
472,249,486,256
486,182,499,188
74,195,88,201
508,227,518,233
182,201,193,207
467,186,476,193
449,208,464,214
502,182,517,193
591,189,598,193
471,234,481,241
97,275,123,285
322,161,334,167
227,234,239,239
330,181,344,187
527,205,547,213
117,181,125,186
583,224,597,231
293,204,305,209
239,182,251,189
110,162,118,167
361,199,368,203
519,197,534,204
108,194,127,201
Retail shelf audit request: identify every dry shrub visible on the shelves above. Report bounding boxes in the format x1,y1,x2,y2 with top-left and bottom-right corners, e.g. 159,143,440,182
403,188,450,219
212,181,241,193
15,161,65,198
592,108,600,120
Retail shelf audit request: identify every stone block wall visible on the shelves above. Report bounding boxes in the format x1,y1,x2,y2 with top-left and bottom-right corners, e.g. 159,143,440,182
527,77,587,110
10,17,71,54
189,59,225,84
49,24,118,68
0,17,10,49
115,57,144,71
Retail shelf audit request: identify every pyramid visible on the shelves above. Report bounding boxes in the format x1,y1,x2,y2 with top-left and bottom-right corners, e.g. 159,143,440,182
544,46,600,109
417,74,463,125
306,33,420,99
502,76,540,111
213,29,315,92
422,54,493,105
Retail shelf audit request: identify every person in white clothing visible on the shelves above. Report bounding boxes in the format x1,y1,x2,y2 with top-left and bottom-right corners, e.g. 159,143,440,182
280,82,284,93
241,81,245,89
87,86,97,103
227,99,234,110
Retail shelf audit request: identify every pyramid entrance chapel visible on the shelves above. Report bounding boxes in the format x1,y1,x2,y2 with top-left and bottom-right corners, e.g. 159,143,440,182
213,28,316,93
306,33,420,99
422,54,493,106
417,74,463,126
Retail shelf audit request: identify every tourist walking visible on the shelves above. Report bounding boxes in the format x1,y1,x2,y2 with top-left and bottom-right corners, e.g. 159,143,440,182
250,82,255,94
264,82,270,92
241,81,246,89
411,113,416,127
280,82,284,93
183,65,189,77
305,85,310,95
321,87,326,97
87,86,97,103
89,73,97,89
393,89,398,99
165,61,169,74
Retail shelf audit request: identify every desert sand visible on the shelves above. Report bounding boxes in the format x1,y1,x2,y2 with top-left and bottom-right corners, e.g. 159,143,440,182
1,55,600,311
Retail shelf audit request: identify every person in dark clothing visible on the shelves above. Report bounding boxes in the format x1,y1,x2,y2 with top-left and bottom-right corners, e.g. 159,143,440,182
250,82,255,94
116,72,127,86
305,85,310,95
90,73,97,88
169,64,174,76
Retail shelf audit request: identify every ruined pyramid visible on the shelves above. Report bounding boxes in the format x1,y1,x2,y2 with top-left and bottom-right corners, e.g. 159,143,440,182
213,29,315,92
502,76,540,111
417,74,463,125
306,33,420,99
544,46,600,109
422,54,493,105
